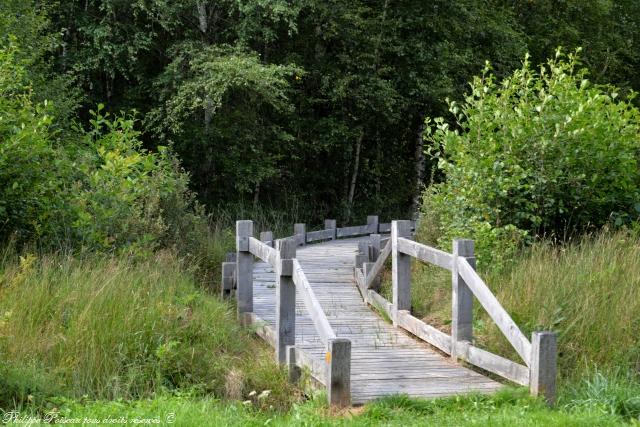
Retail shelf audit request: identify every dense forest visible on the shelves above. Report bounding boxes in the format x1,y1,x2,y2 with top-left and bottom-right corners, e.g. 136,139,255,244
4,0,640,224
2,1,640,425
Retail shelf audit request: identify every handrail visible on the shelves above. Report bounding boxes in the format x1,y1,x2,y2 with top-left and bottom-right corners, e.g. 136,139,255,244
233,217,558,406
356,220,557,404
292,259,337,344
248,237,278,266
397,237,453,270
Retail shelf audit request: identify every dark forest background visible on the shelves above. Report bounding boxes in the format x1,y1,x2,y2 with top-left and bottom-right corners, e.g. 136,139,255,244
5,0,640,223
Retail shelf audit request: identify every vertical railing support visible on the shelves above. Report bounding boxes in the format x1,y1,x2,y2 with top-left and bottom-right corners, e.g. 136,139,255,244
326,338,351,407
530,331,557,406
324,219,337,240
294,223,306,246
286,345,301,383
355,241,369,268
276,238,296,363
391,220,412,325
236,220,253,320
260,231,274,247
369,233,381,261
220,262,236,298
367,215,379,234
452,239,475,360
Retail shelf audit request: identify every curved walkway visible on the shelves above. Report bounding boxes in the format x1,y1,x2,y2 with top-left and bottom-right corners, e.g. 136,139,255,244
252,237,501,404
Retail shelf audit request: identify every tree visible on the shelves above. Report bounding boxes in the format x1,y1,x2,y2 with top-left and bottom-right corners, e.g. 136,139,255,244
423,50,640,266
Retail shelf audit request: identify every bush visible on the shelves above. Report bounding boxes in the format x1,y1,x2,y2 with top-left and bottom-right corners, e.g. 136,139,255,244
0,41,206,255
423,49,640,266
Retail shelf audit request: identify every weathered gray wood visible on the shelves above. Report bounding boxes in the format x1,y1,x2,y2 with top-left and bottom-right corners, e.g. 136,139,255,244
294,223,306,246
366,289,393,319
295,346,326,383
355,241,369,269
276,238,296,363
260,231,274,248
392,220,412,325
454,341,530,386
363,262,380,290
248,232,504,404
530,332,557,405
452,239,474,361
369,234,381,261
367,215,379,234
365,238,392,289
307,229,335,242
337,224,370,238
286,345,301,383
221,262,236,298
327,338,351,407
291,259,337,344
379,223,391,233
458,258,532,366
397,310,452,354
324,219,337,240
225,252,237,262
249,237,278,266
397,238,453,270
354,267,367,298
236,220,254,316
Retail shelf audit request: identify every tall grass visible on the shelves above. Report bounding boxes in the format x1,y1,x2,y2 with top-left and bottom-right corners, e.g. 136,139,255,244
0,251,297,411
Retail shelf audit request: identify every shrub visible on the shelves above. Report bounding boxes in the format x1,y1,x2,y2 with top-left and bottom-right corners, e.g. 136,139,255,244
423,49,640,266
0,41,206,255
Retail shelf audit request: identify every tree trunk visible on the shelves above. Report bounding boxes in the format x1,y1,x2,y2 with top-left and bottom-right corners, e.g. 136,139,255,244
412,120,427,212
346,131,364,221
197,2,208,34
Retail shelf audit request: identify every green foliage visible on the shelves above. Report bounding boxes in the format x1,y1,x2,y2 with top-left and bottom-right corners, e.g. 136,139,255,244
423,50,640,266
563,370,640,421
0,252,296,409
0,41,205,253
148,42,301,196
14,387,630,426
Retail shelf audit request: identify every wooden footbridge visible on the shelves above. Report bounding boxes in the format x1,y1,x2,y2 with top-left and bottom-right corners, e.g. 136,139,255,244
220,217,557,407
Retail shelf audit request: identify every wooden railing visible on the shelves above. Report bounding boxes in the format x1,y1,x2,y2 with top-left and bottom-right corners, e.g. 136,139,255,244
231,219,379,407
353,220,558,405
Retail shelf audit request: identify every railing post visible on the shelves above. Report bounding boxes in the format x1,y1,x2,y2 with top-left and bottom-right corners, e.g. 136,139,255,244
369,234,381,261
530,331,557,406
367,215,379,234
236,220,253,320
260,231,274,248
294,223,306,246
276,238,297,363
391,220,412,325
326,338,351,407
286,345,301,383
324,219,337,240
452,239,474,360
220,262,236,298
355,241,369,268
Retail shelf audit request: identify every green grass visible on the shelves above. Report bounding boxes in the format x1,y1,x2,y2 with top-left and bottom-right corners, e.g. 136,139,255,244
4,388,634,426
0,251,297,411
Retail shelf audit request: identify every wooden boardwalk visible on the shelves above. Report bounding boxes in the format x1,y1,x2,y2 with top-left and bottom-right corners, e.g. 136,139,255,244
252,237,502,404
